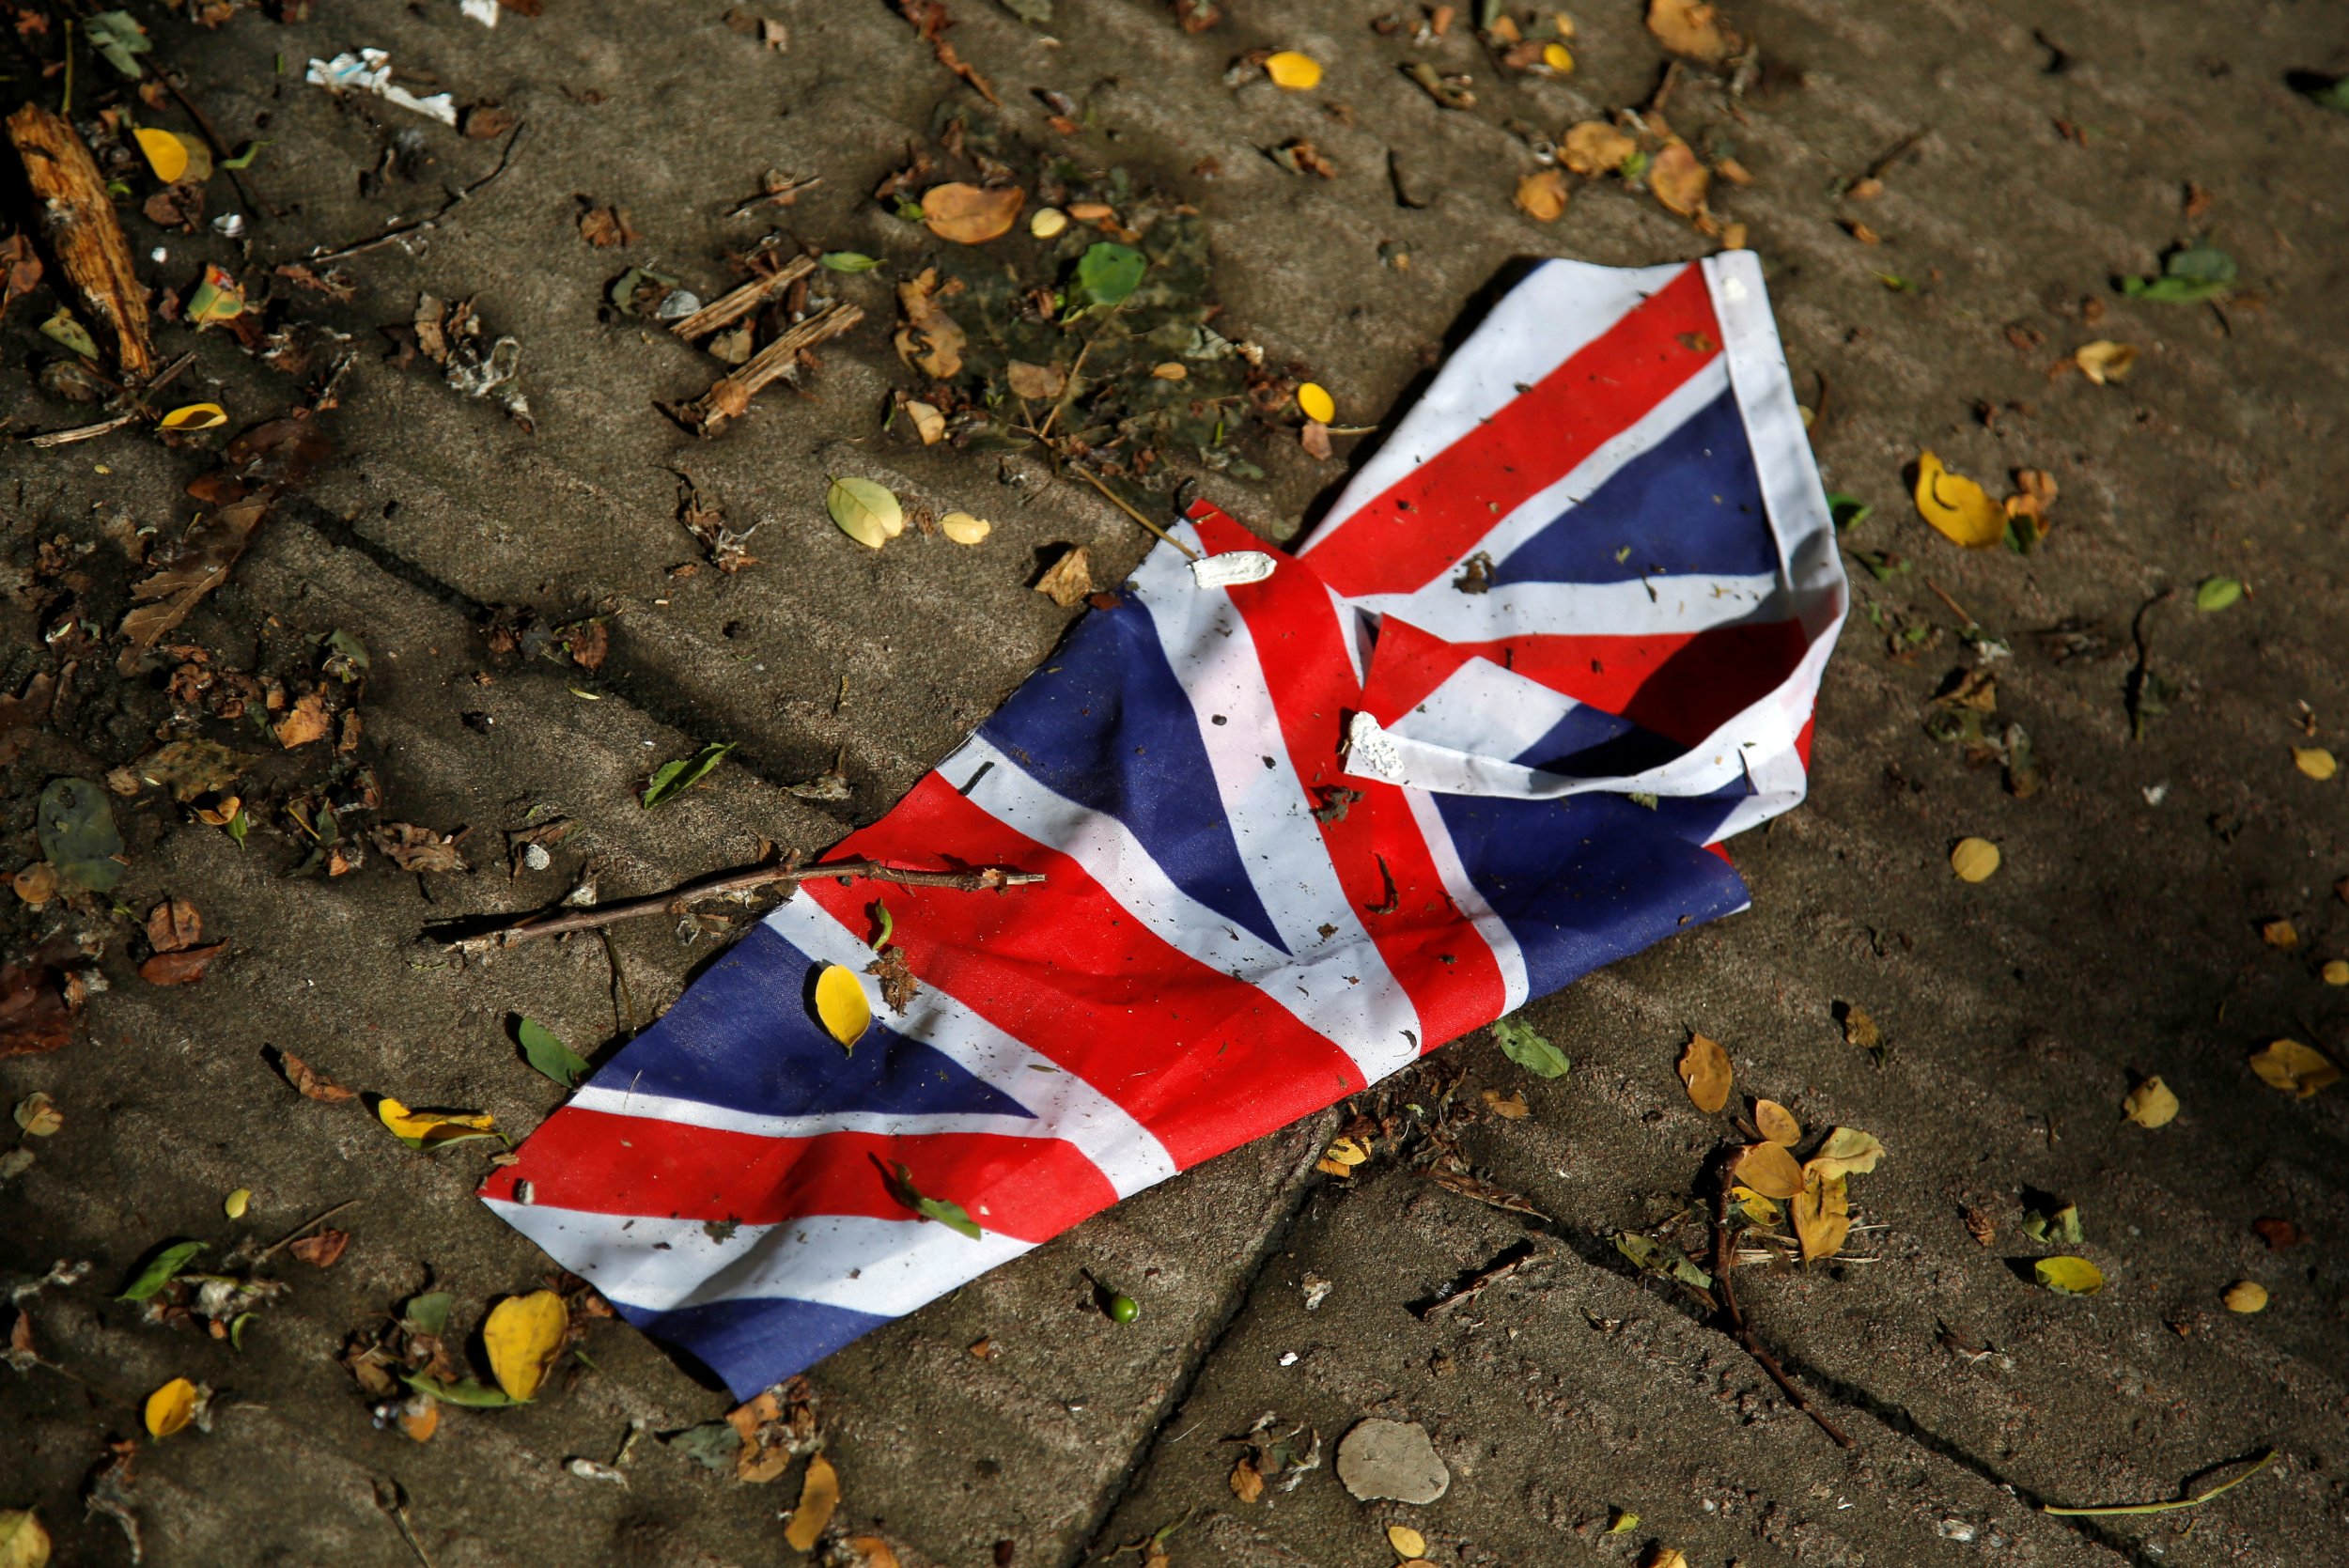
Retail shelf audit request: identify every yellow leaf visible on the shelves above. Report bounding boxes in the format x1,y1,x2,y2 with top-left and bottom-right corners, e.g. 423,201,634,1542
0,1508,52,1568
1951,836,2000,882
2294,747,2338,781
1387,1524,1428,1559
1325,1135,1371,1166
1265,51,1323,90
1805,1126,1884,1179
1029,207,1069,239
939,511,991,546
375,1097,496,1145
785,1452,840,1552
1677,1032,1731,1113
1648,141,1709,218
1730,1141,1803,1200
1792,1172,1849,1262
1754,1098,1800,1145
483,1289,568,1402
398,1397,441,1442
1646,0,1737,59
2122,1077,2178,1128
1731,1187,1781,1225
2248,1038,2341,1097
145,1375,198,1437
2262,918,2299,950
2223,1280,2268,1313
159,402,227,432
2034,1255,2104,1296
815,964,872,1050
134,126,191,184
1913,451,2006,548
224,1187,251,1219
1605,1508,1641,1534
1298,382,1337,424
2324,959,2348,986
2074,340,2137,384
1514,168,1569,223
845,1540,901,1568
1643,1548,1691,1568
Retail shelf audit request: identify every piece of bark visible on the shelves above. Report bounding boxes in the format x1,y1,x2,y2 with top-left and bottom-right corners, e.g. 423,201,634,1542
6,104,157,378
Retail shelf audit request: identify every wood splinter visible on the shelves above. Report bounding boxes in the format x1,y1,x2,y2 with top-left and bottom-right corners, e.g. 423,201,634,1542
672,300,865,435
445,854,1043,955
7,103,157,379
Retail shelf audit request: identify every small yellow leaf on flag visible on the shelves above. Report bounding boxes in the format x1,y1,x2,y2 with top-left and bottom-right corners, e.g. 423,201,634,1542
1265,51,1323,90
1914,451,2006,548
815,964,873,1050
483,1289,568,1402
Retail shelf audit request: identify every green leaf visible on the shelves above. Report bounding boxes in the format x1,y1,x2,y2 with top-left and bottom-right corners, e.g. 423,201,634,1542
39,309,99,360
826,476,903,550
1074,241,1146,308
2122,274,2228,303
869,900,894,951
518,1017,590,1088
1826,491,1873,532
85,10,153,77
37,778,124,893
819,251,880,272
1492,1016,1569,1079
1619,148,1649,180
2194,576,2243,613
2303,76,2349,113
664,1420,745,1471
641,741,737,808
2021,1202,2083,1246
222,139,270,170
229,1312,254,1351
402,1291,454,1338
321,628,371,681
117,1240,205,1301
2164,243,2236,284
891,1161,983,1239
400,1373,520,1407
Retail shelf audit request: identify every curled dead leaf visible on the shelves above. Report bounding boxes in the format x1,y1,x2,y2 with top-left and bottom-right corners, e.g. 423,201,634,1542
1035,546,1094,608
1562,120,1638,176
921,182,1024,244
2074,340,2137,384
1915,452,2005,548
784,1452,840,1550
1647,0,1738,59
1678,1032,1732,1112
1648,141,1710,218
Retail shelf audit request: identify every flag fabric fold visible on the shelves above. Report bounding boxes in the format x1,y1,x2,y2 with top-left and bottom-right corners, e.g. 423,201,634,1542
481,252,1847,1398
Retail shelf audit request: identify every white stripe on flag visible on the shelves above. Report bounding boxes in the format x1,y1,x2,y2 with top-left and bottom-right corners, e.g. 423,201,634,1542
1346,570,1788,646
565,1086,1051,1144
485,1201,1034,1319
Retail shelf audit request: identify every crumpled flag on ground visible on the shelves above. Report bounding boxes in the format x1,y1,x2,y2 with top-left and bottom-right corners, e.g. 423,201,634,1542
481,254,1847,1398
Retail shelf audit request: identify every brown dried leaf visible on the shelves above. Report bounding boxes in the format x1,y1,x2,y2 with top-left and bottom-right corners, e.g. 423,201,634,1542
279,1049,356,1103
1647,0,1739,61
1004,360,1066,400
373,823,469,875
1562,121,1638,176
1230,1455,1265,1502
866,947,921,1014
289,1229,351,1268
921,182,1024,244
577,205,639,248
1650,140,1711,217
1678,1033,1732,1112
1514,168,1569,222
272,689,333,749
894,268,967,380
0,963,79,1059
119,496,271,658
147,898,204,954
1035,546,1095,608
139,942,226,986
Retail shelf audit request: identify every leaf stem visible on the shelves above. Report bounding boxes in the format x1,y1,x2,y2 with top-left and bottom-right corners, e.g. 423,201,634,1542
2042,1450,2277,1516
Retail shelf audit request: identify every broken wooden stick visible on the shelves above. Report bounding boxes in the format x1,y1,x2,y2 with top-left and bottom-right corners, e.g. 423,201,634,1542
1711,1185,1854,1448
667,255,817,343
444,854,1044,956
7,103,156,378
673,300,865,435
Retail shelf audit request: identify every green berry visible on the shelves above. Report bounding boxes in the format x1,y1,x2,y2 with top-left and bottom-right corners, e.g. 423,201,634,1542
1108,1293,1139,1324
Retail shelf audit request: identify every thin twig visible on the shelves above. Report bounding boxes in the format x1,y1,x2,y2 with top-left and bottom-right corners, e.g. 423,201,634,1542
1071,467,1200,561
373,1480,437,1568
158,67,271,221
2043,1450,2277,1516
255,1199,362,1265
672,301,865,434
1921,577,1979,629
23,350,199,445
667,255,817,343
1421,1248,1548,1318
1712,1185,1854,1448
303,124,527,265
445,856,1045,955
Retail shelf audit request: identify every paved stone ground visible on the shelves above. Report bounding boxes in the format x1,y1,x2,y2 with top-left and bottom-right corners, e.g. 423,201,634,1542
7,1,2349,1565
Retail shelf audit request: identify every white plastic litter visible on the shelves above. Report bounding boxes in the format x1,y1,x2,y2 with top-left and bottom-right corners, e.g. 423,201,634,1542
460,0,501,25
1189,549,1276,589
306,50,459,127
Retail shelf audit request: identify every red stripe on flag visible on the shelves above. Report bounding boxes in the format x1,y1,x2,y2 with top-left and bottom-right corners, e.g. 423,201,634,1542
1305,264,1720,599
803,775,1368,1171
1360,613,1813,749
481,1111,1114,1243
1191,506,1508,1050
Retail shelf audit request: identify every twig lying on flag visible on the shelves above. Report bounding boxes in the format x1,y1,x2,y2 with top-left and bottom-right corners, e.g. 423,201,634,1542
443,856,1045,956
1712,1183,1855,1449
